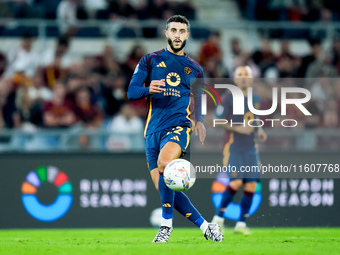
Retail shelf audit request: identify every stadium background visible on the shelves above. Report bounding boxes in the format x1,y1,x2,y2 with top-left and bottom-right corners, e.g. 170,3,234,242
0,0,339,229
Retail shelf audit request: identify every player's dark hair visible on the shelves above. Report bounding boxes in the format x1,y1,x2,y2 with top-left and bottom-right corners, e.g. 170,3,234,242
166,15,190,32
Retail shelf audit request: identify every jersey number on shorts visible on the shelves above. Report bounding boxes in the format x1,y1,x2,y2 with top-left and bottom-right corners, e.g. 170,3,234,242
167,126,183,135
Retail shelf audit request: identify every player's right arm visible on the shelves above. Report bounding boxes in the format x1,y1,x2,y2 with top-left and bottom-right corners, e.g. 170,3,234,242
127,55,165,100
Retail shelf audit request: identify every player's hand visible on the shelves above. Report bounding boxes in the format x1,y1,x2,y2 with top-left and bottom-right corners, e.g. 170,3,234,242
258,129,267,143
195,121,206,145
149,79,165,94
233,125,254,135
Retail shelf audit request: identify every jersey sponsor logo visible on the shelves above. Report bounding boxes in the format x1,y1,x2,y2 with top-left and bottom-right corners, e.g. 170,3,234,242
157,61,167,67
184,67,192,75
166,72,181,87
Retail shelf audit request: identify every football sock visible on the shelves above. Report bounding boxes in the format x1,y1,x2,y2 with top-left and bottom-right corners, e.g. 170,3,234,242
239,191,254,222
174,191,208,232
216,185,237,217
158,172,175,228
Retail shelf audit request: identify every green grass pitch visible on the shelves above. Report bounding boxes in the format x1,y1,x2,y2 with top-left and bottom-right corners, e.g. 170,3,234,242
0,228,339,255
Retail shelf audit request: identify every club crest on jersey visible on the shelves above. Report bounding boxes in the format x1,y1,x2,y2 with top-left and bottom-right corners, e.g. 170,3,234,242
166,72,181,87
184,67,192,75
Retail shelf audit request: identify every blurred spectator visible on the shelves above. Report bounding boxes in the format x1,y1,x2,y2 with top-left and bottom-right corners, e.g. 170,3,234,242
276,41,299,77
14,85,33,128
168,0,196,20
95,45,121,76
27,70,53,126
0,80,16,128
297,38,321,77
0,51,7,78
72,86,103,149
106,104,143,150
6,33,40,78
42,56,69,89
198,31,222,67
101,75,126,116
306,51,338,78
121,45,145,90
57,0,81,36
65,75,83,107
43,83,76,128
41,36,73,69
224,38,248,77
310,8,333,40
74,87,102,129
304,100,321,129
331,36,340,74
84,0,108,19
146,0,171,20
309,77,333,111
276,40,298,62
251,39,276,75
203,58,221,78
108,0,137,20
264,41,299,78
322,109,339,128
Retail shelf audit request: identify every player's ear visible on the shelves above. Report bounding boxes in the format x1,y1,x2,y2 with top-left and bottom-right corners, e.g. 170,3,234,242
186,32,190,39
165,29,168,38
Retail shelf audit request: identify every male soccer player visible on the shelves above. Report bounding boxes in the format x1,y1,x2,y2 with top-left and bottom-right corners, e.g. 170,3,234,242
127,15,223,243
212,66,267,234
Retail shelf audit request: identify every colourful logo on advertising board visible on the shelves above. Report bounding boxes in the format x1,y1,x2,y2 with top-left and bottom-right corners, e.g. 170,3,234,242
21,166,73,222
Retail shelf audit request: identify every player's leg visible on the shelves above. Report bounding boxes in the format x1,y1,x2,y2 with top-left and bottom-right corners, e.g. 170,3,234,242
212,179,242,232
212,148,243,232
233,181,256,235
160,126,223,241
145,131,174,242
156,141,181,230
152,162,222,241
150,166,216,239
234,149,260,235
150,168,159,190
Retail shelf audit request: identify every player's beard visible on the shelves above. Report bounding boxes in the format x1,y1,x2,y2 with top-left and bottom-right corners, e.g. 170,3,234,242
168,38,187,53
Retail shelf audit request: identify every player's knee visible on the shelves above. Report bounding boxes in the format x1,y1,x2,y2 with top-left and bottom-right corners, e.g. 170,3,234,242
244,181,257,192
157,159,168,173
230,179,243,190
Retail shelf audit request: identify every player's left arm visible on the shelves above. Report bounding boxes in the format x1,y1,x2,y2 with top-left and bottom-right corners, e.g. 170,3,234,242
193,68,206,145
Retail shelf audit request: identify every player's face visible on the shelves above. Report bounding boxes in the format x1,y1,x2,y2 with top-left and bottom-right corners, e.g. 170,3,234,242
234,66,253,90
165,22,190,53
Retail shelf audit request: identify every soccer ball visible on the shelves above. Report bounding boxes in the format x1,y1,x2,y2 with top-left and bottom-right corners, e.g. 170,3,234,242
163,159,196,191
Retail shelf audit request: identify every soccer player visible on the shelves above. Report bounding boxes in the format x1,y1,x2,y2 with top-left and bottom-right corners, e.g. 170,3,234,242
212,66,267,234
127,15,223,243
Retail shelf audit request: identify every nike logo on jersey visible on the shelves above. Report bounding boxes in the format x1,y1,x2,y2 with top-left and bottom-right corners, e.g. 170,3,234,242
157,61,166,67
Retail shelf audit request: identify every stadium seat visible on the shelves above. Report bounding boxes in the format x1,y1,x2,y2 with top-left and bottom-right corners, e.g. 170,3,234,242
190,27,210,39
117,27,137,38
46,26,60,37
75,27,103,37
